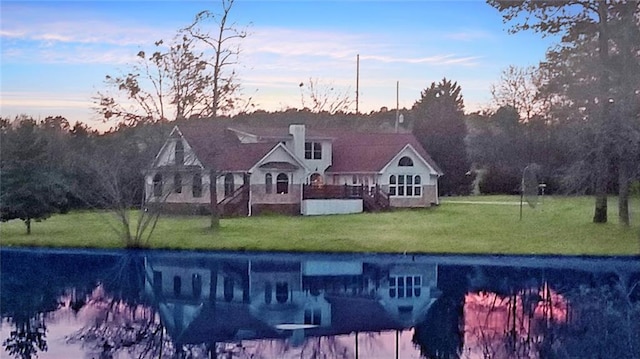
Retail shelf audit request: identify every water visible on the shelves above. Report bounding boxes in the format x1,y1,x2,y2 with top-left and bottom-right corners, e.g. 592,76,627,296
1,248,639,359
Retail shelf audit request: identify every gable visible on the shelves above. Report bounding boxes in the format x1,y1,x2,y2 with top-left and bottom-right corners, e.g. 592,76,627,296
250,143,308,173
152,126,204,169
380,144,441,176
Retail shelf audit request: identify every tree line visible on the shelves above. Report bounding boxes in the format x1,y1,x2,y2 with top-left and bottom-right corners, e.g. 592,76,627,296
1,0,639,238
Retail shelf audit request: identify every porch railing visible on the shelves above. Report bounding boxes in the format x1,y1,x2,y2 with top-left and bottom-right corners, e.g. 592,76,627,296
303,184,363,200
303,184,390,211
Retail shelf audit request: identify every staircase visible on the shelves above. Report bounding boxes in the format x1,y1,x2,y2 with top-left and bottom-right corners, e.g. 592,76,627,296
362,186,390,212
218,184,249,217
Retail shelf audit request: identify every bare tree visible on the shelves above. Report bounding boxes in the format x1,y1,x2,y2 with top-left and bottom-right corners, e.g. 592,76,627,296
95,0,250,126
490,65,546,123
299,78,354,114
95,33,215,127
183,0,250,119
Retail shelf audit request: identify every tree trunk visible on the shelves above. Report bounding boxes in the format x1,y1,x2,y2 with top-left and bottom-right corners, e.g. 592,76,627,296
618,162,630,226
25,218,31,235
210,170,219,229
593,190,608,223
593,0,610,224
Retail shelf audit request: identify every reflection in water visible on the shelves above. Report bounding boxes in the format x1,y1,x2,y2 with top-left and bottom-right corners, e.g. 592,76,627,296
1,249,638,358
463,285,568,359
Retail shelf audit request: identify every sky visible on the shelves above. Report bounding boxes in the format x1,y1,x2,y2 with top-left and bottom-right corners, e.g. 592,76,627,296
0,0,561,130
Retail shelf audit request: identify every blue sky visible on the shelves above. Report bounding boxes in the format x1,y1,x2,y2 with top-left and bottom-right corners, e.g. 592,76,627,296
1,0,560,129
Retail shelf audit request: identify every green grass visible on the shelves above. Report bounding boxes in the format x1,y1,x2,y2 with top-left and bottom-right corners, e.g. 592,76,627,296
1,196,639,255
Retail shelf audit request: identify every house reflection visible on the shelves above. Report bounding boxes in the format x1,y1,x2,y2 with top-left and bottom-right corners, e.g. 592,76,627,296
2,249,638,358
142,254,441,348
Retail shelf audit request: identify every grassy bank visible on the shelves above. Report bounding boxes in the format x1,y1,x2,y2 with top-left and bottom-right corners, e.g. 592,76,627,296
1,196,639,255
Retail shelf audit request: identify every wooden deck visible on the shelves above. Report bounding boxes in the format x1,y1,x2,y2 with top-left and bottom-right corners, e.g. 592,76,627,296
303,184,390,212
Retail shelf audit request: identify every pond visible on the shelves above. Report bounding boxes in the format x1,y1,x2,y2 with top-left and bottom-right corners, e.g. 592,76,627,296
1,248,639,359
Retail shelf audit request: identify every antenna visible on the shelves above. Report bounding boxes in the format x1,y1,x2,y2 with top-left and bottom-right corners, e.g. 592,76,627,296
395,81,400,133
355,54,360,114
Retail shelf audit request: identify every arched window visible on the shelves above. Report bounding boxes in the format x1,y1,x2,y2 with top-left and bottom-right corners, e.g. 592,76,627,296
399,156,414,166
173,276,182,297
192,173,202,197
153,174,163,197
388,174,422,197
224,174,235,196
276,173,288,194
265,173,273,194
276,282,289,303
153,271,162,295
389,175,397,196
192,274,202,299
174,173,182,193
174,140,184,165
264,282,272,304
414,175,422,196
224,277,234,302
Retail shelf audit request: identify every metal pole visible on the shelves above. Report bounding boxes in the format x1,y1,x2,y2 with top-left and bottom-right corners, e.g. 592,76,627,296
356,54,360,114
395,81,399,133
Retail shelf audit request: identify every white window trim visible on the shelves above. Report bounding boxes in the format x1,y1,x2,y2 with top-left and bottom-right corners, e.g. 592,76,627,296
389,174,422,197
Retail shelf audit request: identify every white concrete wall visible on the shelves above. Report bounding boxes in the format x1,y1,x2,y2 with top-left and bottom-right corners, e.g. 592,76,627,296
301,199,363,216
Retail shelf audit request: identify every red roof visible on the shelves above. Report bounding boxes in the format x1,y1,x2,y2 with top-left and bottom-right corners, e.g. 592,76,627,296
178,122,276,172
176,122,442,174
322,130,442,174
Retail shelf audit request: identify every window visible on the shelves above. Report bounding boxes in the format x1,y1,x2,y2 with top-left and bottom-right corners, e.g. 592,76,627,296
175,140,184,165
224,173,234,196
389,175,396,196
153,271,162,295
265,173,273,194
389,174,422,197
305,142,322,159
174,173,182,193
192,274,202,299
153,174,163,197
304,309,322,325
192,173,202,198
173,276,182,297
224,277,234,302
399,156,414,166
276,173,288,194
389,275,422,298
276,282,289,303
264,282,272,304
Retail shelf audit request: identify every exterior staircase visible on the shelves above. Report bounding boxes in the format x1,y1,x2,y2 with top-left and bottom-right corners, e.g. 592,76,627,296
218,184,249,217
362,186,391,212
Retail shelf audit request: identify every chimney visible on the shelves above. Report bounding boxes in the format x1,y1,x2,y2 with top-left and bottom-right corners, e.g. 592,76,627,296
289,124,306,159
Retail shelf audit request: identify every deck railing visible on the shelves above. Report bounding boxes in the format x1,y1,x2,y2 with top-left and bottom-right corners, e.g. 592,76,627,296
302,184,363,200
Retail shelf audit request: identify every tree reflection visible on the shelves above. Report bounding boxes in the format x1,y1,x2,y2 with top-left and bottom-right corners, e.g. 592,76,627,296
456,277,640,359
2,314,48,359
539,279,640,359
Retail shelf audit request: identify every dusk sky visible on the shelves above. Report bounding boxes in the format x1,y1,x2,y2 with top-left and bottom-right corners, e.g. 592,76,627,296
1,0,561,129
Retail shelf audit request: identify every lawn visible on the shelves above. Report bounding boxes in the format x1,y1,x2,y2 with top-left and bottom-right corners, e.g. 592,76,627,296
1,196,639,255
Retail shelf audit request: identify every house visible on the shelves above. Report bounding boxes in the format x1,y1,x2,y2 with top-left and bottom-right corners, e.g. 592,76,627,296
144,121,442,216
142,252,441,348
